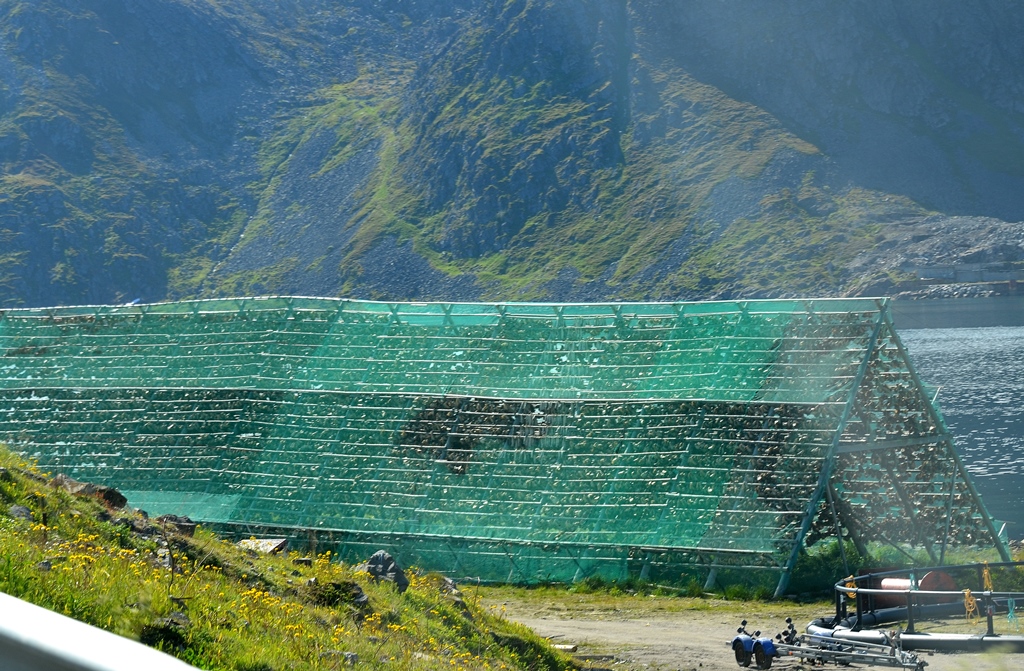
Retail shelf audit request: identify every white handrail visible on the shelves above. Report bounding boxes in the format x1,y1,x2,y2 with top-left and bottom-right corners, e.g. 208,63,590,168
0,591,199,671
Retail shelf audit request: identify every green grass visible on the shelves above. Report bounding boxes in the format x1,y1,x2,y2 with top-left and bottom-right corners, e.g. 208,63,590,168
475,582,826,621
0,445,575,671
5,437,1020,671
7,0,1024,308
261,55,927,302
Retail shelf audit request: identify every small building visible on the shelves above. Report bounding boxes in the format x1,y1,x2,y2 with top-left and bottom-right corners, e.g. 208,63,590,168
0,297,1007,593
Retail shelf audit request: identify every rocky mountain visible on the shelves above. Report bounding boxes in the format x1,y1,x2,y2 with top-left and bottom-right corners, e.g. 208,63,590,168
1,0,1022,307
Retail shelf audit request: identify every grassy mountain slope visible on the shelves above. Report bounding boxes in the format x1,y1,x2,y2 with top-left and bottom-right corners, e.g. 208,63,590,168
0,0,269,305
639,0,1024,222
0,444,572,671
1,0,1022,307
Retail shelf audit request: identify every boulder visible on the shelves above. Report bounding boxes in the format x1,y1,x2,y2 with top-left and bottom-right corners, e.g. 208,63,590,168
50,473,127,509
155,514,197,537
7,504,32,521
354,550,409,593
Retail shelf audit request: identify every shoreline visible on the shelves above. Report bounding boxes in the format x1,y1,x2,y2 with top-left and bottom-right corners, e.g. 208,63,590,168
890,294,1024,330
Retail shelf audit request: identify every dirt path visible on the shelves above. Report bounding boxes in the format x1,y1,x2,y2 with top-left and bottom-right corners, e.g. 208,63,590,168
482,594,1015,671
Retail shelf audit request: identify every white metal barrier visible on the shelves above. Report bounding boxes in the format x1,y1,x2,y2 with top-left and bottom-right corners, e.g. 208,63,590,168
0,591,199,671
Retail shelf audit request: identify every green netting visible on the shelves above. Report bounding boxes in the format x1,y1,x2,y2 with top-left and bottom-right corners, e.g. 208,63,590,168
0,298,879,402
0,297,1005,582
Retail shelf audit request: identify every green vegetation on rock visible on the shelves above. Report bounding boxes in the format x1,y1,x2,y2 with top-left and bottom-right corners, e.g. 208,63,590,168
0,444,574,671
2,0,1023,307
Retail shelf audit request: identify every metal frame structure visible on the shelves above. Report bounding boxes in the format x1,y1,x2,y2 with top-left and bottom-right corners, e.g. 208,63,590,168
0,297,1008,587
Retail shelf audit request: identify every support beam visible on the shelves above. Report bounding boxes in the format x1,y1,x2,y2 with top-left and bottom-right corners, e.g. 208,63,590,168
879,456,939,564
837,435,944,454
830,482,869,558
939,460,959,565
888,328,1012,562
775,301,888,598
825,482,850,576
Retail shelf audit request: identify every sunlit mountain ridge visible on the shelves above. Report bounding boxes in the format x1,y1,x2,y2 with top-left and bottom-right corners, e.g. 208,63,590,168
2,0,1022,306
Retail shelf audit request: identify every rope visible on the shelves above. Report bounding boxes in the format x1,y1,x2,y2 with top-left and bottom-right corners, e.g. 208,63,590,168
1009,598,1019,632
964,589,980,626
983,562,994,591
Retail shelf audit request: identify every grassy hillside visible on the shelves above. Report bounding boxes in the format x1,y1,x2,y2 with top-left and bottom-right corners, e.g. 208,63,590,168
199,1,935,302
0,444,573,671
2,0,1023,307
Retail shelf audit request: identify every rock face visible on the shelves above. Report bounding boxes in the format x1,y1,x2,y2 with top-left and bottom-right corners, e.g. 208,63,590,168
847,215,1024,296
636,1,1024,222
1,0,1022,306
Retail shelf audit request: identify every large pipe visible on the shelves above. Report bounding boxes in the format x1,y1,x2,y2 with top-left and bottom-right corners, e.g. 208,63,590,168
808,617,1024,653
873,571,959,608
812,601,964,631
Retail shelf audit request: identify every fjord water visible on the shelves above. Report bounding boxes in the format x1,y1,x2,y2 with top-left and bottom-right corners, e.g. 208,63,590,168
895,297,1024,540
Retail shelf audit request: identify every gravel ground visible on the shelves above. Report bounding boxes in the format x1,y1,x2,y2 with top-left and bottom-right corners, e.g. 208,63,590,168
483,594,1018,671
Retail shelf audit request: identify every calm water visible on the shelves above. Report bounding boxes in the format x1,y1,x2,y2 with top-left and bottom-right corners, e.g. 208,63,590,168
900,319,1024,540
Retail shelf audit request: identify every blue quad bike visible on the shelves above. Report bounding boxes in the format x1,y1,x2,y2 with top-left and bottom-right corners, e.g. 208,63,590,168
731,619,794,669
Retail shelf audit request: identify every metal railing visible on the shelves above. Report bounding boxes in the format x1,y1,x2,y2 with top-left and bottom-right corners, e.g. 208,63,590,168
831,560,1024,636
0,591,198,671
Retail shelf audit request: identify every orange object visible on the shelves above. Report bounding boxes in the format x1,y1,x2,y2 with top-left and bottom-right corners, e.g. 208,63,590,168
873,571,958,607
